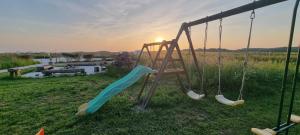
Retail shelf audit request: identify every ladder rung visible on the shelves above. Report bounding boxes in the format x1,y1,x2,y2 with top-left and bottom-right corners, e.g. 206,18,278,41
157,58,181,61
153,68,185,75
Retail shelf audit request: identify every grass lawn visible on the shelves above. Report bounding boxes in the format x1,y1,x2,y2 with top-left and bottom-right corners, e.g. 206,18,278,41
0,67,299,134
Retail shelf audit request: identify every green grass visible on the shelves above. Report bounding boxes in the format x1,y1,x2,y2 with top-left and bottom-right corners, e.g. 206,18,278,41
0,55,38,69
0,52,300,135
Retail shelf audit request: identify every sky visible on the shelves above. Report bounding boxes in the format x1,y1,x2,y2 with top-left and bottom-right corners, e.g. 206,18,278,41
0,0,299,52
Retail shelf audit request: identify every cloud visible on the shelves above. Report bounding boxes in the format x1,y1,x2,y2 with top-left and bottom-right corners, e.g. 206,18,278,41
0,0,295,52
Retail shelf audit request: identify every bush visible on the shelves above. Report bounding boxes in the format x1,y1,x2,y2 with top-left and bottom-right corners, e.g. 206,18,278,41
0,55,38,69
114,52,134,69
104,65,131,78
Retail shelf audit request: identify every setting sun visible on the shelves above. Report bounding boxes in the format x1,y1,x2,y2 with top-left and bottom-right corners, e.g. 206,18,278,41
155,37,164,42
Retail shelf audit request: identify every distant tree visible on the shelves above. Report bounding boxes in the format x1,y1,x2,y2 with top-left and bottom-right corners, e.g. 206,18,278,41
83,54,94,61
17,54,32,59
114,52,133,69
72,53,81,62
62,53,73,62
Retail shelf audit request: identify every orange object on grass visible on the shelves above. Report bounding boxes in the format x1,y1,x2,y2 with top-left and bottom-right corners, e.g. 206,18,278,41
36,128,44,135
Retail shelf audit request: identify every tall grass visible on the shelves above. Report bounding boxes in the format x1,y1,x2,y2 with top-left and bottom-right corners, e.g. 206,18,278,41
137,51,298,95
0,54,39,69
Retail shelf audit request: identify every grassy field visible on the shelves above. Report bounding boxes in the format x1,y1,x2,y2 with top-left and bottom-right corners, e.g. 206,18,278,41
0,52,300,135
0,54,38,70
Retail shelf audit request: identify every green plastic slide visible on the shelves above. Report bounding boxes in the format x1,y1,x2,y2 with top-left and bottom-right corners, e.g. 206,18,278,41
76,65,154,116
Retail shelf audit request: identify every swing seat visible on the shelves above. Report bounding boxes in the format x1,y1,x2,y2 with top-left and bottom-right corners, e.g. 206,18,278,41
251,128,276,135
187,90,205,100
250,114,300,135
291,114,300,123
215,95,244,106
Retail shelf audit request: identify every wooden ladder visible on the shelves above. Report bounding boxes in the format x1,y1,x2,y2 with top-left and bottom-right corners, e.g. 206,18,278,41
136,40,193,109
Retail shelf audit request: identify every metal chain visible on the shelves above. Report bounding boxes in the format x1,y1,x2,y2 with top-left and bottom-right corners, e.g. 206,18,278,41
217,17,223,95
201,21,208,92
238,9,255,100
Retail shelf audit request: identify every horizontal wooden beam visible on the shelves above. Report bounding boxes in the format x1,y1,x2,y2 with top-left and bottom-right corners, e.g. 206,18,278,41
144,40,172,47
186,0,287,27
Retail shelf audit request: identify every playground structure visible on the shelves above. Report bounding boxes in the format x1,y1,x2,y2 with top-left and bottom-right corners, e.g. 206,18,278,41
135,0,285,108
135,0,300,134
135,40,206,109
76,0,300,134
8,68,21,78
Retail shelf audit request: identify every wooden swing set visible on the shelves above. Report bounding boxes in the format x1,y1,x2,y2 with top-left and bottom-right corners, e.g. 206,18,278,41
135,40,206,109
135,0,300,134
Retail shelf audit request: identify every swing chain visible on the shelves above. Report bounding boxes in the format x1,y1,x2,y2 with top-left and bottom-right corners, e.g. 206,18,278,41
204,19,208,53
218,17,223,66
201,21,208,92
217,15,223,95
238,9,255,100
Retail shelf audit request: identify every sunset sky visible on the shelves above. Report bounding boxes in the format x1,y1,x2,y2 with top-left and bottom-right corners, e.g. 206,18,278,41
0,0,299,52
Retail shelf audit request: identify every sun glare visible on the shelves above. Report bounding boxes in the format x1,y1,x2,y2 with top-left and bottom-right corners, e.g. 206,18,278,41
155,37,164,42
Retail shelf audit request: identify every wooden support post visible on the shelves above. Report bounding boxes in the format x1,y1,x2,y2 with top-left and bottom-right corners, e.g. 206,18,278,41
8,68,21,78
9,71,13,77
16,70,21,77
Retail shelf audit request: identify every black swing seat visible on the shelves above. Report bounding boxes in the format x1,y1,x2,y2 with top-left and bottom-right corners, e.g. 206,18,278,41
251,114,300,135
